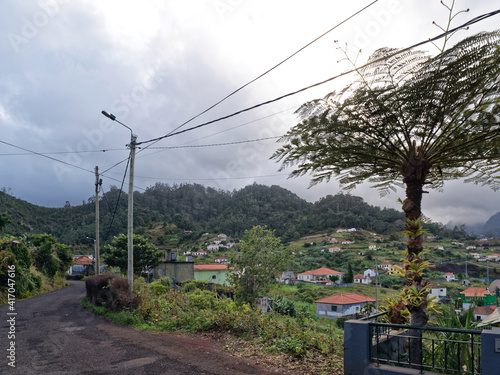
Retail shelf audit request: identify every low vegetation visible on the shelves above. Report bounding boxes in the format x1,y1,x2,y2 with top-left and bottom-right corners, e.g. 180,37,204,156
84,275,344,375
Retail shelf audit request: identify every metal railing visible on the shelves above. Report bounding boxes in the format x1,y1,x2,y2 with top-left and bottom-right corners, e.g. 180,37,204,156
370,322,482,374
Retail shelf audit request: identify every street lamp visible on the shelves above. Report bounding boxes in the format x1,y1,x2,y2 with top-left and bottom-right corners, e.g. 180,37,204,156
101,110,137,292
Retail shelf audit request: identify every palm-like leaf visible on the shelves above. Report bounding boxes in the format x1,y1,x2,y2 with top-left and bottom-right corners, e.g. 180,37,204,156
273,31,500,195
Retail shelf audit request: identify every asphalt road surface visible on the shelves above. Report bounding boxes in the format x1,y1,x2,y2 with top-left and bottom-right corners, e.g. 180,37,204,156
0,281,291,375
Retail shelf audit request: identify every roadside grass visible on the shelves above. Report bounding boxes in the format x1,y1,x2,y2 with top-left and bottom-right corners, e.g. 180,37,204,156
82,279,345,375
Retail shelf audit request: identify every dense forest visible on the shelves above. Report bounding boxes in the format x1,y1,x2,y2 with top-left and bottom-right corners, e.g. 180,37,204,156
0,183,469,246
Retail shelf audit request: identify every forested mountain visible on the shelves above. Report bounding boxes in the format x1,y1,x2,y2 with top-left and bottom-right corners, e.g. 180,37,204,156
0,183,462,246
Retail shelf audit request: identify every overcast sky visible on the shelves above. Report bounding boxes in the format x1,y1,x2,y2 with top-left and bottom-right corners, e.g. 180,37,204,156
1,0,499,228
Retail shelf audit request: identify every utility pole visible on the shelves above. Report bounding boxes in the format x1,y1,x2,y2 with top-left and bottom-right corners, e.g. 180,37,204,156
101,110,136,293
487,261,489,285
94,166,102,275
127,135,137,292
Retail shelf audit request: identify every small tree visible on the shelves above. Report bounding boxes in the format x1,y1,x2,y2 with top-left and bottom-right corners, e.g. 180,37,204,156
228,226,290,304
344,263,354,284
103,234,162,276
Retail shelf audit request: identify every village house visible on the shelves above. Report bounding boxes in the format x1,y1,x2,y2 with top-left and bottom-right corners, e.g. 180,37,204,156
342,240,354,245
378,262,392,271
193,249,208,257
68,255,93,275
443,272,455,282
387,264,404,276
460,287,496,310
486,254,500,262
428,285,447,303
470,252,483,259
276,271,295,284
297,267,344,284
314,293,376,319
329,238,338,243
214,256,228,264
364,269,377,278
473,305,497,321
328,247,343,253
207,244,219,251
193,264,230,285
353,274,372,285
435,245,444,250
466,245,477,251
217,233,227,240
368,245,377,251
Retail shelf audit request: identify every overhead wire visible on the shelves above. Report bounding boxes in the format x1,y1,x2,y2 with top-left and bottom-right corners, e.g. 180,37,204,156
160,0,379,138
136,8,500,146
103,151,132,240
0,140,95,175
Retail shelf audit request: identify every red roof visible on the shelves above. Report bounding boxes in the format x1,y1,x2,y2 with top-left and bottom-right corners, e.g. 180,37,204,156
75,256,93,265
461,287,492,297
474,305,496,316
353,274,364,279
298,267,343,276
444,272,454,276
194,264,227,271
315,293,376,305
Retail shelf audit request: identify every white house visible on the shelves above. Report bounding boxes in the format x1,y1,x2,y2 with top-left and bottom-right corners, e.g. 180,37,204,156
443,272,455,282
378,262,392,271
354,274,372,285
364,269,377,278
315,293,375,319
297,267,344,284
429,285,447,303
329,247,343,253
207,244,219,251
486,254,500,262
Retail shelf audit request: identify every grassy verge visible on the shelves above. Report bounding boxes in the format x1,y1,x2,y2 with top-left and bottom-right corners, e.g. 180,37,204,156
82,279,345,375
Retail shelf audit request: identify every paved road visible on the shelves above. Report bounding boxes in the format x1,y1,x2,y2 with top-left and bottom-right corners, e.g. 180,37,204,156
1,281,289,375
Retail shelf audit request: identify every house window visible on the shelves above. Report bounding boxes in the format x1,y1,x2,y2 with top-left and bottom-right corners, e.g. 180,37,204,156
158,269,163,276
331,306,337,312
212,275,217,280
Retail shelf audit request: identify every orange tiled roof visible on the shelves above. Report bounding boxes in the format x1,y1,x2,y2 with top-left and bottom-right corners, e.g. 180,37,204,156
315,293,376,305
298,267,343,276
194,264,227,271
75,256,92,265
461,287,492,297
473,305,496,316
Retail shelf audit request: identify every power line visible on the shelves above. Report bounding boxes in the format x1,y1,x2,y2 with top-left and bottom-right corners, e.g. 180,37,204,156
0,140,94,175
99,106,296,174
131,173,289,182
103,151,132,241
162,1,379,138
136,8,500,146
145,136,281,150
0,148,123,156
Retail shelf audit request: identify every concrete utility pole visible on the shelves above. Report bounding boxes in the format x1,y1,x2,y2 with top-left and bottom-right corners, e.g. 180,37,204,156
127,135,137,292
94,166,102,275
101,110,136,292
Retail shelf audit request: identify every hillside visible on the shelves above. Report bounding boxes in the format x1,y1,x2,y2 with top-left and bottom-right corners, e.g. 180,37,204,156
0,183,476,248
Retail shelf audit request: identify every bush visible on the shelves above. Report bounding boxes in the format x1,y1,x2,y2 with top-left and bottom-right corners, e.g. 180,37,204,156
85,273,140,310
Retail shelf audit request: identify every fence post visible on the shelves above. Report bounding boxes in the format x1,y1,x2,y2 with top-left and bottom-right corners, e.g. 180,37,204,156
481,327,500,375
344,319,371,375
